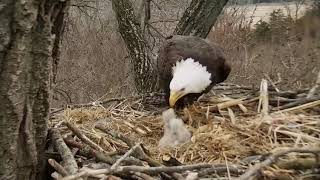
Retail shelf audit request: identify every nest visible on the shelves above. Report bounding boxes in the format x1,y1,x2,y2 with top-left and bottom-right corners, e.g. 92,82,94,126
49,81,320,180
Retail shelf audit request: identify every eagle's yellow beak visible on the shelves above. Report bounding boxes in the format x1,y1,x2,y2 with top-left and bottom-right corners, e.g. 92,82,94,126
169,90,186,107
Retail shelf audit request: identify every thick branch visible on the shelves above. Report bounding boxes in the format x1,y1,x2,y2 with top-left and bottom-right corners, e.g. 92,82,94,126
49,129,78,175
174,0,229,38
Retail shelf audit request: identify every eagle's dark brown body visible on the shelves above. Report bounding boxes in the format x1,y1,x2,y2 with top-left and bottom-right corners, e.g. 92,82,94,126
156,35,231,107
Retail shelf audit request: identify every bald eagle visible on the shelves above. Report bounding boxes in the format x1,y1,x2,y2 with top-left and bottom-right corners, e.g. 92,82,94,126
156,35,231,108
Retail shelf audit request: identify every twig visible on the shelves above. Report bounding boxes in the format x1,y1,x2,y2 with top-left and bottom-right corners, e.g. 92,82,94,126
64,121,104,152
237,147,320,180
111,143,141,170
48,158,68,177
49,128,79,175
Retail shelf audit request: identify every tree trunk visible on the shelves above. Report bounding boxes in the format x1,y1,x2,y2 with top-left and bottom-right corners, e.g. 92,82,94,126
112,0,156,93
0,0,69,179
174,0,229,38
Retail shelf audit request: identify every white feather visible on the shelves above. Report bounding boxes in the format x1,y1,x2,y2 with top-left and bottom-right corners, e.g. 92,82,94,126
170,58,211,93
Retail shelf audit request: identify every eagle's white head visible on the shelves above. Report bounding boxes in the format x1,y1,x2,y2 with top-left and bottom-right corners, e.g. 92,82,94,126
169,58,211,107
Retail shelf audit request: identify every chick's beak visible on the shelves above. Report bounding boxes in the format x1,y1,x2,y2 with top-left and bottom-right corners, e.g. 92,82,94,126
169,90,186,107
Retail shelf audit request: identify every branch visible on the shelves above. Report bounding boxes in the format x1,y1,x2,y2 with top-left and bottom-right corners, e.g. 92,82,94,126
64,121,104,152
272,95,320,111
111,143,141,170
273,99,320,114
95,124,134,148
61,163,215,180
50,92,166,115
48,158,68,177
49,128,79,175
197,165,245,177
132,172,156,180
237,147,320,180
63,138,115,164
174,0,229,38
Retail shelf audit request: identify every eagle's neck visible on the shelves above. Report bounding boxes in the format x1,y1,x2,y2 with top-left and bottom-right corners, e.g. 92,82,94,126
170,58,212,93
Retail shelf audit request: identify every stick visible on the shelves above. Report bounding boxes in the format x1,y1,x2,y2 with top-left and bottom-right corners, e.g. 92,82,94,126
111,143,141,170
197,165,245,177
67,98,126,109
133,145,162,167
276,157,319,170
275,130,320,143
95,124,134,147
273,99,320,114
64,121,104,152
217,98,246,110
237,147,320,180
307,71,320,98
267,89,308,98
48,159,68,177
63,138,115,164
60,171,87,180
96,124,161,167
61,163,214,180
116,163,216,173
273,96,320,111
227,108,236,124
51,92,165,113
132,172,156,180
49,128,79,175
258,79,269,117
264,73,280,92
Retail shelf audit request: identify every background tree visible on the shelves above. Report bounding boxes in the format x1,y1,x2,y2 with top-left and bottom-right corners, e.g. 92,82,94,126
112,0,156,93
0,0,69,179
112,0,229,93
174,0,229,38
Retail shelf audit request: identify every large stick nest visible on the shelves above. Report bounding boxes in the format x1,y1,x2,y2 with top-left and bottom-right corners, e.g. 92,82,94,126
49,82,320,179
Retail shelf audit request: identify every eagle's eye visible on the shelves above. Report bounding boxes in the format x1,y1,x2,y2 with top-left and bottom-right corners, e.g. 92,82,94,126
180,87,185,91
